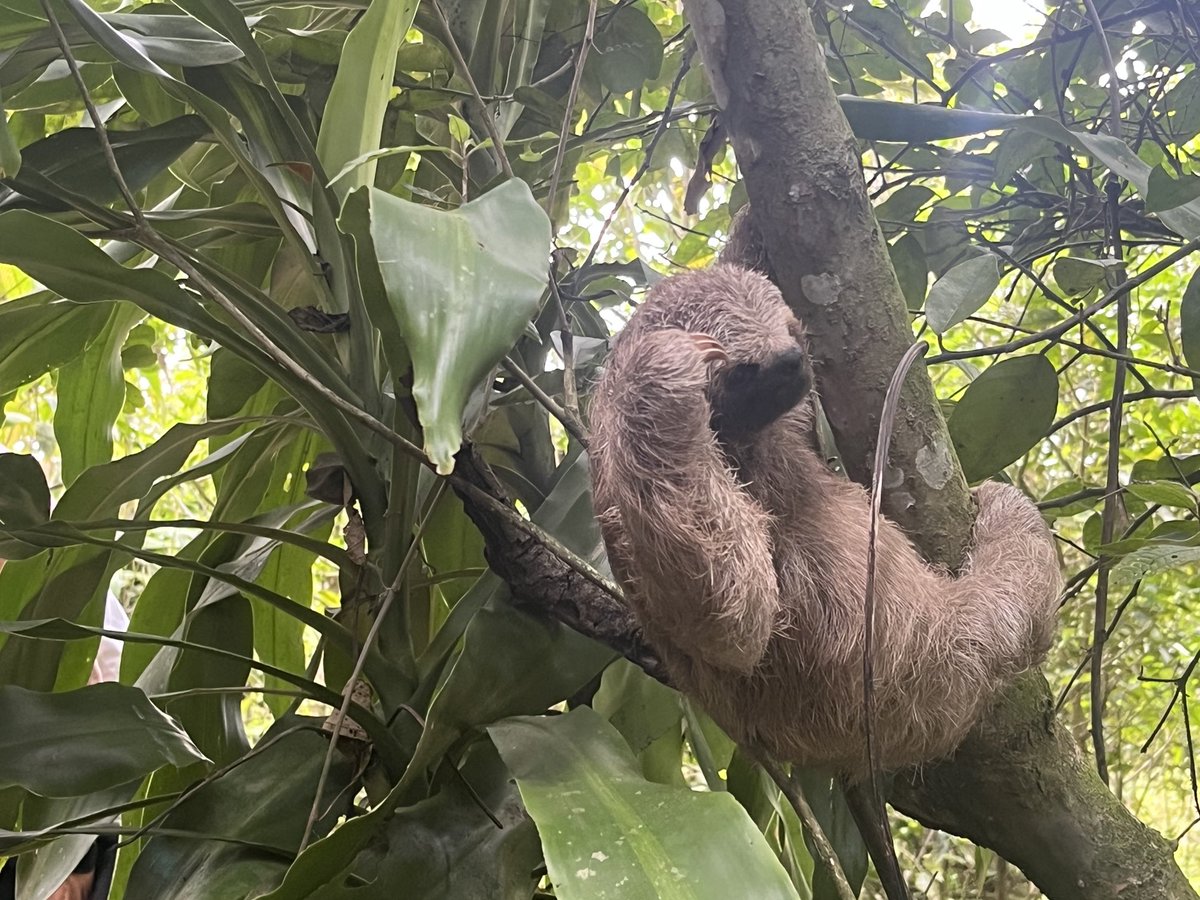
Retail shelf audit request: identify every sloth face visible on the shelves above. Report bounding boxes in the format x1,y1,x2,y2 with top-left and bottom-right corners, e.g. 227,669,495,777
632,264,813,442
708,343,811,441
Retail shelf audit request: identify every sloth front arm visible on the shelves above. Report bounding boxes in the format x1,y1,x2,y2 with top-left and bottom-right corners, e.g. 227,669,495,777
590,328,781,674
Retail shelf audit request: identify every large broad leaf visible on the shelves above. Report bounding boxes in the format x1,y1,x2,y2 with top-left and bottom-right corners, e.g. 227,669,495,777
490,707,800,900
924,253,999,333
367,179,551,473
0,683,206,796
259,741,540,900
126,721,355,900
317,0,419,198
948,354,1059,483
592,4,664,95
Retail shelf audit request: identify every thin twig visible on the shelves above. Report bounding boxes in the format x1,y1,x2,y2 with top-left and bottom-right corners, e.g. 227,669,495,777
581,43,694,271
300,480,448,851
431,0,514,179
503,355,589,447
926,239,1200,365
864,342,928,810
760,759,857,900
546,0,598,214
39,0,146,228
1082,0,1125,786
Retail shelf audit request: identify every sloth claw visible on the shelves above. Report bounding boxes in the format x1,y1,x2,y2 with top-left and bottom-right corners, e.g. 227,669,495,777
688,332,728,363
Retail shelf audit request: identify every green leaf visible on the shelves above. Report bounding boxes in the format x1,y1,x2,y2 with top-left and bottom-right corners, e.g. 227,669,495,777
888,233,928,311
490,707,800,900
1144,167,1200,213
55,304,142,485
1052,256,1119,297
127,722,355,899
259,741,540,899
835,98,1200,237
0,454,49,528
316,0,420,199
593,5,664,95
0,102,19,178
1181,268,1200,393
0,683,207,796
948,355,1059,482
1,116,207,209
1126,480,1198,512
1113,544,1200,587
0,294,114,395
368,179,551,473
925,253,999,333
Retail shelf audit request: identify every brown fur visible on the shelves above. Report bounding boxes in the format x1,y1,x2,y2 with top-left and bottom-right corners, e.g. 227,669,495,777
588,264,1062,777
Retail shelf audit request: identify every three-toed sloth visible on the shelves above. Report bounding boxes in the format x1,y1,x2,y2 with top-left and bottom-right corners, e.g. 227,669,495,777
588,263,1061,776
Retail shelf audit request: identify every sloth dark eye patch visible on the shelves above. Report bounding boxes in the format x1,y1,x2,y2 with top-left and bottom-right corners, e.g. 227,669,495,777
708,345,810,439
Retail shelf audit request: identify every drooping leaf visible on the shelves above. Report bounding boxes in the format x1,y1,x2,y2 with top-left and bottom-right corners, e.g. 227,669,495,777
888,233,928,311
54,304,142,485
924,253,999,333
490,707,800,900
0,102,19,178
367,179,551,473
0,116,208,210
948,354,1059,482
0,683,207,796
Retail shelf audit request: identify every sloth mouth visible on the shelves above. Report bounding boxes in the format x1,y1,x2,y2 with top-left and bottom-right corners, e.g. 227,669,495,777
708,345,811,440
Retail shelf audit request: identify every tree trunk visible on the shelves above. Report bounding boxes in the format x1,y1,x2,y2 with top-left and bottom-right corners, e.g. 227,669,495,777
680,0,1197,895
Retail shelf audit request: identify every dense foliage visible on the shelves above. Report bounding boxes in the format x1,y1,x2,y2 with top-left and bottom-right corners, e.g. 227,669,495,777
1,0,1200,896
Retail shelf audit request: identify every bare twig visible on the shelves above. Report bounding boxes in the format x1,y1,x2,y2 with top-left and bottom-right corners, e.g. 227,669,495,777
760,759,857,900
503,354,589,447
580,43,694,271
1082,0,1126,785
545,0,599,214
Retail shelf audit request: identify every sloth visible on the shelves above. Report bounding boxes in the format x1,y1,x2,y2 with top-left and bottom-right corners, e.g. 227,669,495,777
588,263,1062,776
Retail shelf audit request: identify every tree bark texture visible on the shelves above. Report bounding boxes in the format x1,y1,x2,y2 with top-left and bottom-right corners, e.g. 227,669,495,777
679,0,1197,895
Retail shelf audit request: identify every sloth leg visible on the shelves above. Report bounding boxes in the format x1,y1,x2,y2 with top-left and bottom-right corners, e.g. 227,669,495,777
591,329,781,674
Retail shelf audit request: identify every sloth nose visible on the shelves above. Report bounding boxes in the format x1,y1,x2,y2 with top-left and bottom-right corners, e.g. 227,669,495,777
774,345,806,374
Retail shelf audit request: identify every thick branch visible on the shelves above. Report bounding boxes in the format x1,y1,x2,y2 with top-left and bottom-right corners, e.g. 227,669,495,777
686,0,973,567
452,446,668,683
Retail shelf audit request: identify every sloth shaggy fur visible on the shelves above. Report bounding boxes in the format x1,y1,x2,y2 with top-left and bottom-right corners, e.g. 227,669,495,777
588,264,1062,776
